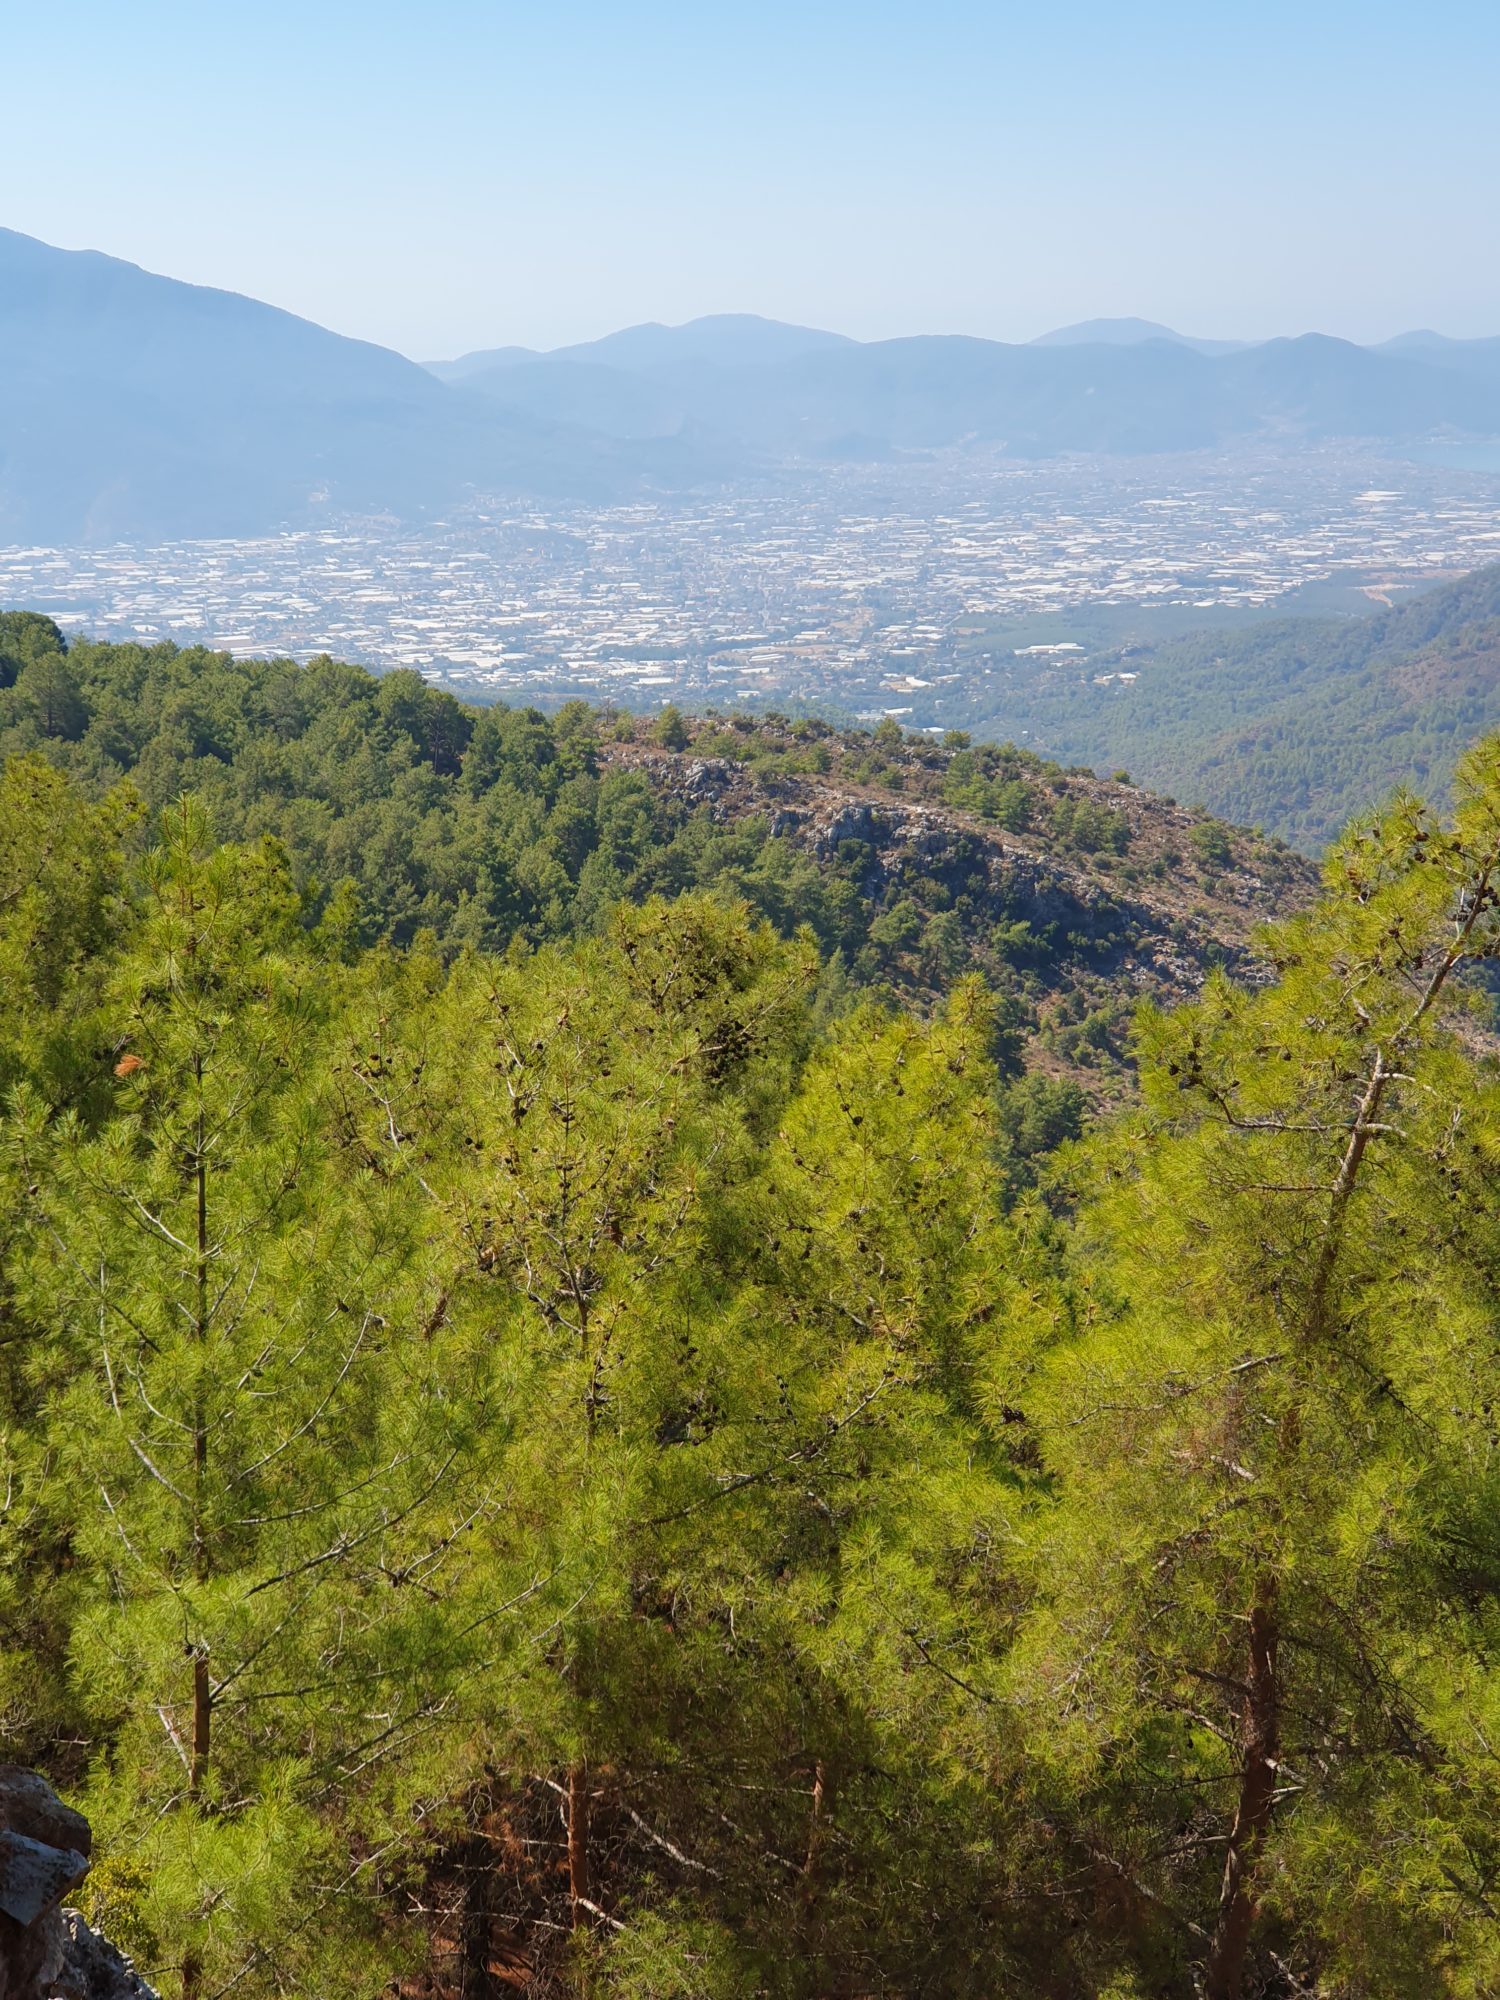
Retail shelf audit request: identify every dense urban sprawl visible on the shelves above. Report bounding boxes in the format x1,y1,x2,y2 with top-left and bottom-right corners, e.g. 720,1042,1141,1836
3,444,1498,731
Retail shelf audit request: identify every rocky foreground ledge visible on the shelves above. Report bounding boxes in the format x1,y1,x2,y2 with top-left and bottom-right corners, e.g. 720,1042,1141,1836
0,1769,155,2000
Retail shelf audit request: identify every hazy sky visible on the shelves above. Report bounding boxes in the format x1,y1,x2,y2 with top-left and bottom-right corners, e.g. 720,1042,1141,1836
6,0,1499,359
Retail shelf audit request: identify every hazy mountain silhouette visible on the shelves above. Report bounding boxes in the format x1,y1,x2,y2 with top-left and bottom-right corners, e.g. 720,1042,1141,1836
8,226,1500,544
1030,316,1249,355
433,314,855,384
427,343,541,380
449,324,1500,459
1374,331,1500,389
0,229,678,541
443,359,691,439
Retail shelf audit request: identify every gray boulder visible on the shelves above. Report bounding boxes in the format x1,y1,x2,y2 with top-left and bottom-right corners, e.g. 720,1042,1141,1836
0,1770,156,2000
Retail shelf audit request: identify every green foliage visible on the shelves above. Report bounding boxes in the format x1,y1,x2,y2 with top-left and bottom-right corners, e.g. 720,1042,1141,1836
995,1070,1087,1175
942,746,1037,829
1050,791,1129,855
0,610,68,688
0,754,140,1101
1009,742,1500,1996
1188,817,1233,869
8,637,1500,1997
652,704,690,751
16,651,86,739
0,622,1223,1102
968,564,1500,852
9,805,454,1992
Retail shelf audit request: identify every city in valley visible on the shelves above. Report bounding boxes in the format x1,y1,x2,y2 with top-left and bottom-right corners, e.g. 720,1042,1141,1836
4,442,1499,742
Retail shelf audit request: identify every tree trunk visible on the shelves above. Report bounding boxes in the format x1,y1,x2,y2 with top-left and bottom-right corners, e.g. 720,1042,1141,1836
189,1651,212,1797
183,1085,212,2000
797,1758,832,1974
188,1110,213,1800
566,1762,591,1929
801,1759,828,1895
1204,1580,1280,2000
457,1822,496,2000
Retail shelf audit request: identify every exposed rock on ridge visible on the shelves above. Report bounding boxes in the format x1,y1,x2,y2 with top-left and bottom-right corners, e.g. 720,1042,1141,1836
610,742,1312,1013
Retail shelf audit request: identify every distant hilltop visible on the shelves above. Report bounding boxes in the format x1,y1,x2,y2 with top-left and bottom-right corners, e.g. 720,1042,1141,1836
430,310,1491,371
1028,316,1250,355
428,311,857,381
7,225,1500,543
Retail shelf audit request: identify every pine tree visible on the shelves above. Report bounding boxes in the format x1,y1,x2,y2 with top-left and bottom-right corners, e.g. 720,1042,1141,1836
0,754,139,1101
0,759,140,1761
337,898,820,1959
1015,743,1500,1996
14,804,444,1997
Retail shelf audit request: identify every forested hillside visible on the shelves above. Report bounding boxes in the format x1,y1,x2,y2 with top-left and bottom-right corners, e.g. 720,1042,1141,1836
978,565,1500,850
7,614,1500,1998
0,610,1311,1114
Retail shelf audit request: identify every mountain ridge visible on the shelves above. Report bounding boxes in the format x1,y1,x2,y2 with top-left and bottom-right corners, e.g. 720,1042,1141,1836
10,224,1500,542
0,227,699,541
1028,315,1250,354
442,319,1500,461
430,311,856,382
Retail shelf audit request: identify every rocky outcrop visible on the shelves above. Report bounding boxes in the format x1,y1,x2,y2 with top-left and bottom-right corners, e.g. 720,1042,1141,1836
50,1916,156,2000
0,1771,155,2000
616,744,1293,1005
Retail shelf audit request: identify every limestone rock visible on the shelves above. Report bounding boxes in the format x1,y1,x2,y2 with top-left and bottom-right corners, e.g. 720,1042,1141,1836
52,1914,157,2000
0,1771,156,2000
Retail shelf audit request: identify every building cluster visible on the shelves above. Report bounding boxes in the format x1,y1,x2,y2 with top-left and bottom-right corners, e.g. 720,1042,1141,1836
2,444,1498,729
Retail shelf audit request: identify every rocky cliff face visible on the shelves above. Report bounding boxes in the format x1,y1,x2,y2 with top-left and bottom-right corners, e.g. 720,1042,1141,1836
0,1771,155,2000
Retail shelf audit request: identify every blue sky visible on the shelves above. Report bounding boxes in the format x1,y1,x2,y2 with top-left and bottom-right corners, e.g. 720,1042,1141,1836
5,0,1498,357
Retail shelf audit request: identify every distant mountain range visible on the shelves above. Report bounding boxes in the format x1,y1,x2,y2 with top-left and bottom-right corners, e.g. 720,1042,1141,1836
431,313,1500,457
0,228,673,541
9,226,1500,542
429,312,856,382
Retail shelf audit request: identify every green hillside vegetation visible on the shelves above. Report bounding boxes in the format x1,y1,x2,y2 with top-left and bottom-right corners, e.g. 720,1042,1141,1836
6,612,1500,1997
968,565,1500,851
0,613,1310,1110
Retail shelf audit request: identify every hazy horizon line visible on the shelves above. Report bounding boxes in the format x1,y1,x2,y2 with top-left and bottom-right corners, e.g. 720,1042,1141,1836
9,221,1494,368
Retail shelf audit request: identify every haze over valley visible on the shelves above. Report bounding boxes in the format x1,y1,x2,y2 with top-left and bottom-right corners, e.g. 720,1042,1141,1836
9,222,1500,851
7,442,1500,760
10,223,1500,540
